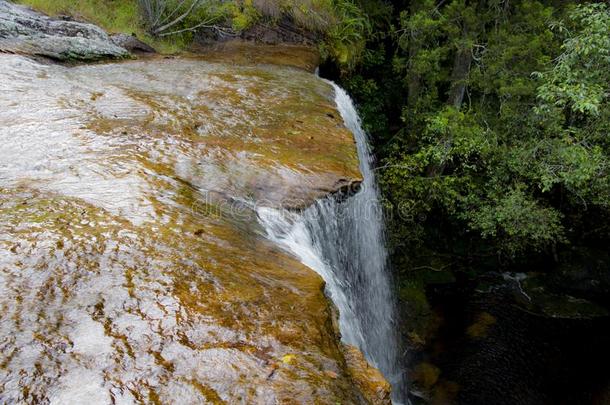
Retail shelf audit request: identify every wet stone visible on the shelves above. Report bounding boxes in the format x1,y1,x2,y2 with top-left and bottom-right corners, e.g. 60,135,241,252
0,51,374,403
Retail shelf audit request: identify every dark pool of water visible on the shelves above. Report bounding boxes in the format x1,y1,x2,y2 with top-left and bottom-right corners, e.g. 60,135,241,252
410,274,610,405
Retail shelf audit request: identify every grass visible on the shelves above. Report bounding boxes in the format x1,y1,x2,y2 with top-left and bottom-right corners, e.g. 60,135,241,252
253,0,336,32
17,0,140,34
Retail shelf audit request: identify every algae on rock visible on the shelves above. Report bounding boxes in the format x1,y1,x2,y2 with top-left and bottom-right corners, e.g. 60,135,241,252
0,45,384,402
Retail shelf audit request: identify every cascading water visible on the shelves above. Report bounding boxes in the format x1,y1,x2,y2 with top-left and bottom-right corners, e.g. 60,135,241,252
258,82,406,402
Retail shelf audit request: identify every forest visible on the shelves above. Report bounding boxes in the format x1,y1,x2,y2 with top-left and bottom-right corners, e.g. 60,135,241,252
341,0,609,280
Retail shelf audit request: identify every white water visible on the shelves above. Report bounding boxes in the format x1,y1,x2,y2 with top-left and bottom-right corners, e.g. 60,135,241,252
258,83,405,402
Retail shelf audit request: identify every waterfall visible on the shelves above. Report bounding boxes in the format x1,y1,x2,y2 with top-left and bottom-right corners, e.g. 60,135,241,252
257,83,405,402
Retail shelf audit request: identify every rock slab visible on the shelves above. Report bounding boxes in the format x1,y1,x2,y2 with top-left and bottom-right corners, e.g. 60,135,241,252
0,0,129,60
0,51,375,403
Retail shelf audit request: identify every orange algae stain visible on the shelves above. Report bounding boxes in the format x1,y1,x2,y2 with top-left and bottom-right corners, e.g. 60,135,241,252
189,379,227,404
343,344,392,404
82,57,361,207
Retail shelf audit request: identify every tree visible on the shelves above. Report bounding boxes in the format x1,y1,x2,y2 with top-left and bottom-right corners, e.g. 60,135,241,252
347,0,609,261
138,0,228,36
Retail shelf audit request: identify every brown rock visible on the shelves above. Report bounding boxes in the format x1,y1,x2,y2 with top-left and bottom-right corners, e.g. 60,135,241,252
110,33,156,54
343,344,392,404
190,40,321,73
0,47,364,403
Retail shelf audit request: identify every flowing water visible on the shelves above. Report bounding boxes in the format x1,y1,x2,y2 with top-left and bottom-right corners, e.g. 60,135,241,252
258,83,406,402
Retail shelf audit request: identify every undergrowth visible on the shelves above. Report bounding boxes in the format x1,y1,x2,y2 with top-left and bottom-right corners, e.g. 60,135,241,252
16,0,371,66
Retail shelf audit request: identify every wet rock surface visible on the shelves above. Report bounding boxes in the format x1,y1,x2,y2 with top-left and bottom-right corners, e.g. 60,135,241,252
0,52,374,403
343,345,392,405
0,0,128,61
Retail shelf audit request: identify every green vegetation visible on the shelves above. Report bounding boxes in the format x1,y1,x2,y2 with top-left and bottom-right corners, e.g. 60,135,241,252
342,1,609,259
16,0,371,60
18,0,139,33
339,0,610,339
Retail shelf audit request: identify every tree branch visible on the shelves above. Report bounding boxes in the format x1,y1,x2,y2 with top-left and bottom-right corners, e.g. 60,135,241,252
153,0,202,35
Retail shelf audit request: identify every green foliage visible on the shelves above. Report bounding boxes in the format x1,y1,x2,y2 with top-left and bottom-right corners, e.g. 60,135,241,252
530,3,610,207
536,3,610,116
464,188,565,255
321,0,371,69
347,1,610,262
227,0,261,31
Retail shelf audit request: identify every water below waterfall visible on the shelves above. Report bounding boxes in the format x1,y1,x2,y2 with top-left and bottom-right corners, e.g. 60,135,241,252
258,83,406,402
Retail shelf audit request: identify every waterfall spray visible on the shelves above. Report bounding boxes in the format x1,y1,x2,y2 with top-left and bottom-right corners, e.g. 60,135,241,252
257,82,405,402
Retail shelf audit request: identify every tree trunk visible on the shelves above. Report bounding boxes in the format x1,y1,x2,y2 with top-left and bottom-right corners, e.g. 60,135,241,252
407,43,421,107
447,42,472,109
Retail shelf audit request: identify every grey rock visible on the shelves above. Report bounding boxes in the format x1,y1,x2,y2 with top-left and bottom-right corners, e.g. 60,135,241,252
0,0,129,61
110,33,155,54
